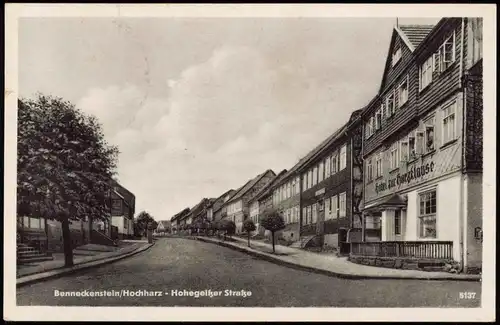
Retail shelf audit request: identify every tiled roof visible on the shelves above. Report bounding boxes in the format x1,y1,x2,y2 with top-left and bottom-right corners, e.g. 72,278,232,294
226,169,276,204
398,25,435,48
158,220,170,227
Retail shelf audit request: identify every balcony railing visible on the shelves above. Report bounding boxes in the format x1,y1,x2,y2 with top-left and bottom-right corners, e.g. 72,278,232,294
350,241,453,260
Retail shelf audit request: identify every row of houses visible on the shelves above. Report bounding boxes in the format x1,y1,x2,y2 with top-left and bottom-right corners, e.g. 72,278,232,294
169,17,483,273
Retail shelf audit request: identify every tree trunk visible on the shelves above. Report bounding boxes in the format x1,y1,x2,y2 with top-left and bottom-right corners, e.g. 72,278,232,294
88,215,93,244
272,231,275,253
61,218,74,267
247,232,250,247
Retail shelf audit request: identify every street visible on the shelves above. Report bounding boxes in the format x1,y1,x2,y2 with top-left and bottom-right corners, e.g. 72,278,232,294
17,238,481,307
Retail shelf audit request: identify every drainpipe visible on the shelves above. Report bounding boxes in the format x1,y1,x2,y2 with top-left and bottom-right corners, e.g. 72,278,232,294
458,17,466,272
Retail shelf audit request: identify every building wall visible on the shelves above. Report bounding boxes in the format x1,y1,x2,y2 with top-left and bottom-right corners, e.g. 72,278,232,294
464,173,483,270
364,92,464,204
403,174,462,260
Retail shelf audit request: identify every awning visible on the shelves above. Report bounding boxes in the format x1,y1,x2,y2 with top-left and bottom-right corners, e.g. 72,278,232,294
362,194,407,212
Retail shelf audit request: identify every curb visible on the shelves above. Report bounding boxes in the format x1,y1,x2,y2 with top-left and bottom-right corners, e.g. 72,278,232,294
189,236,481,282
17,243,155,288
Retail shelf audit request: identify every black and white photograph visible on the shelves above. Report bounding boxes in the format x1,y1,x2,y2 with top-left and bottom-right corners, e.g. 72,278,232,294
4,3,496,322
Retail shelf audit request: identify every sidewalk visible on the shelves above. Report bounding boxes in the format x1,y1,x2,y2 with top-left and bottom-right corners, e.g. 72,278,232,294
192,236,480,281
17,241,154,287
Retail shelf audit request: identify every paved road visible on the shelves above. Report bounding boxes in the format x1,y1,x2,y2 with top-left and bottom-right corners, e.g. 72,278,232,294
17,238,481,307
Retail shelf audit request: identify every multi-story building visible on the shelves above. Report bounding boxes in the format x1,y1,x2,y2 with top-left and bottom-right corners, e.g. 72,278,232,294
170,207,190,233
269,170,302,243
207,189,234,222
296,110,364,254
356,18,483,273
213,189,236,222
222,169,276,234
247,169,288,236
110,180,136,239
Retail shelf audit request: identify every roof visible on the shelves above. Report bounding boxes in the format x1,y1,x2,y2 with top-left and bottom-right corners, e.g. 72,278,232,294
171,207,190,221
213,189,237,214
225,169,276,205
157,220,171,228
288,109,362,175
249,169,288,203
363,194,407,212
397,25,436,49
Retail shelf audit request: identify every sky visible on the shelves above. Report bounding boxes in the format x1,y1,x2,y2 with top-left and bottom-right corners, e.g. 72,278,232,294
18,17,441,221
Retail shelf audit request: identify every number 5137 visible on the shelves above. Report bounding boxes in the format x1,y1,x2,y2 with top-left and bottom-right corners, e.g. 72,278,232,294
459,292,477,299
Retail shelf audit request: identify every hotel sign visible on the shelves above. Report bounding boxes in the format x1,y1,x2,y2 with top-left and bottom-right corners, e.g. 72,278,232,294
375,161,435,194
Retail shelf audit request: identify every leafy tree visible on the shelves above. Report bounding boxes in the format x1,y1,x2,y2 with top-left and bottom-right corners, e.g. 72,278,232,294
260,210,285,253
17,94,119,267
220,219,236,241
243,219,256,247
134,211,157,237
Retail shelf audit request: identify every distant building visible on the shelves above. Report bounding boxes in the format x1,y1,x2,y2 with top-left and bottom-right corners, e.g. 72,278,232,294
222,169,276,234
110,180,136,239
155,220,171,234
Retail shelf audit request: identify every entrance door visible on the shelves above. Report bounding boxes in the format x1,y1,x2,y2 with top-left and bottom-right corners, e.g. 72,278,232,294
338,228,350,255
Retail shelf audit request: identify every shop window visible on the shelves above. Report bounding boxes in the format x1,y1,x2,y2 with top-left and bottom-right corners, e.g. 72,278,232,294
418,189,437,238
442,101,457,144
394,210,402,235
365,215,381,229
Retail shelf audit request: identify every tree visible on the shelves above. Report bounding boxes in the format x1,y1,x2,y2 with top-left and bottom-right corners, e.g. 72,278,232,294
17,94,119,267
134,211,157,237
243,219,256,247
219,219,236,241
260,210,285,253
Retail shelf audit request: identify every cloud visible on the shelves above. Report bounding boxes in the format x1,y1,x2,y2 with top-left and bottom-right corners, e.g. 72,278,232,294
76,45,362,219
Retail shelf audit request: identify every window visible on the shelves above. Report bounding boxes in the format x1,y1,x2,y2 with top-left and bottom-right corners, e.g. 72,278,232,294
394,210,401,235
295,177,301,195
419,56,434,91
471,18,483,64
392,47,402,66
407,131,417,160
390,144,399,170
339,145,347,171
366,159,373,181
312,203,317,224
416,131,425,156
380,103,386,123
339,192,346,217
442,101,457,144
365,215,381,229
375,109,382,130
325,196,331,217
386,91,395,117
398,76,409,107
302,207,307,224
375,153,383,178
434,31,456,74
312,166,318,186
325,156,331,178
287,183,291,198
400,138,409,162
302,174,307,192
366,119,373,139
318,162,324,183
418,190,437,238
287,209,292,224
424,117,435,152
331,195,338,219
307,206,312,224
331,153,338,174
308,170,313,188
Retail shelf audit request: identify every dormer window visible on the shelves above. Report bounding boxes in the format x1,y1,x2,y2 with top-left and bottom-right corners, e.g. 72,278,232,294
392,47,402,67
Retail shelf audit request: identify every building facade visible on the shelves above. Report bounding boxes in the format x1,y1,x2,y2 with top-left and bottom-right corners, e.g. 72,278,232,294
357,18,482,273
297,110,364,253
110,181,135,239
270,172,301,242
223,169,276,234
